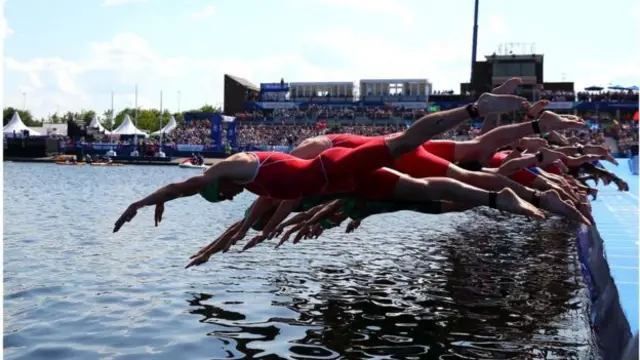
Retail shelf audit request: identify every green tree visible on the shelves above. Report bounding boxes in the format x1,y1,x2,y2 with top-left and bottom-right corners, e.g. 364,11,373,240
3,107,41,127
102,109,114,130
199,104,221,113
48,113,64,124
77,109,96,124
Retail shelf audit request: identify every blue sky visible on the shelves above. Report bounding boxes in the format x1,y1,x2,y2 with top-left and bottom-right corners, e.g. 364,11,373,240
2,0,639,118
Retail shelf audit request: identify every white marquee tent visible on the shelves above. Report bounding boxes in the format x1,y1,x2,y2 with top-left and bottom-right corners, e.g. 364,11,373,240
88,115,111,134
151,115,178,136
3,112,41,136
111,114,148,137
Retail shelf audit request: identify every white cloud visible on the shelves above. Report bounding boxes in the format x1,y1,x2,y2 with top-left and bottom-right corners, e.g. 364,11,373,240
312,0,414,23
2,28,469,118
189,5,215,20
101,0,148,7
2,0,12,38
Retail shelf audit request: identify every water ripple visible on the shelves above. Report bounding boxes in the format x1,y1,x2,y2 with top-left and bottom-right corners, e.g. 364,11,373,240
4,163,597,359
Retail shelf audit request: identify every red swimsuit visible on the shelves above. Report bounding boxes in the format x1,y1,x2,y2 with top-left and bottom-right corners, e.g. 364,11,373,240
488,151,537,186
242,138,395,200
327,133,452,178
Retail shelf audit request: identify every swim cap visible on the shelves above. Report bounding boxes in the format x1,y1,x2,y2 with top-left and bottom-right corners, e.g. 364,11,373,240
340,197,358,215
243,205,265,231
320,218,338,229
199,180,220,203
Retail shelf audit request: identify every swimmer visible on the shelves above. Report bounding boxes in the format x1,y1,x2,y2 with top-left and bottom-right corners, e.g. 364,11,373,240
187,198,477,266
114,87,534,234
274,199,475,248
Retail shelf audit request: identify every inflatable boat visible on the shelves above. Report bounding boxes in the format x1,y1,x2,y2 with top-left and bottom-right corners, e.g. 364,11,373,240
178,159,207,169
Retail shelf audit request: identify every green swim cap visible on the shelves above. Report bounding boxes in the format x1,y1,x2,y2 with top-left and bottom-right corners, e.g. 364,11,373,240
199,180,220,203
340,197,358,215
320,218,338,230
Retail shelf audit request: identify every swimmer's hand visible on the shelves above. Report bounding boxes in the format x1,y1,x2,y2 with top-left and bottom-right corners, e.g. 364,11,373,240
242,233,268,252
154,203,164,227
275,226,298,248
269,225,285,240
292,223,313,244
113,202,141,233
345,220,361,233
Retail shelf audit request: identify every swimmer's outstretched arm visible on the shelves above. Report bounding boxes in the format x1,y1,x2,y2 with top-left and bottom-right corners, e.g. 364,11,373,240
260,200,301,237
275,200,344,248
240,199,301,250
114,158,250,233
272,204,326,237
305,200,343,226
236,196,278,240
186,220,244,268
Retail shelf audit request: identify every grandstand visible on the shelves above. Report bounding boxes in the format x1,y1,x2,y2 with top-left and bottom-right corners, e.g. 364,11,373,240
289,81,356,104
359,79,431,108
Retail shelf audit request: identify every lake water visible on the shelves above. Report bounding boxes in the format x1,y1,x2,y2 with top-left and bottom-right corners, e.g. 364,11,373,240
3,162,598,359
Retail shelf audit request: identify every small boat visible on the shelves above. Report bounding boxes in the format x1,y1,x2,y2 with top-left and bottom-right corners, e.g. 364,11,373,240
179,159,207,169
90,162,123,167
56,161,86,166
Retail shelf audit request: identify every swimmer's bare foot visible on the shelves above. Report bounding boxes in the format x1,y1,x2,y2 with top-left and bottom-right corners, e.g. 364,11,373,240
583,145,618,165
538,111,586,132
540,148,569,166
492,77,523,94
496,188,545,219
519,138,548,152
540,190,592,225
552,160,569,174
476,93,529,116
577,201,595,225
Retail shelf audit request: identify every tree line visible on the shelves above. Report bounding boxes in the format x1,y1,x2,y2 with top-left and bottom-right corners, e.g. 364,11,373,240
2,104,222,132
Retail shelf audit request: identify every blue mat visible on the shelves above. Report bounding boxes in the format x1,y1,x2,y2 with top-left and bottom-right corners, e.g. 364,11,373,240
579,158,638,359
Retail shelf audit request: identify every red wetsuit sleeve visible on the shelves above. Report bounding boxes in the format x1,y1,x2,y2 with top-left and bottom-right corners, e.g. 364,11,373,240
422,140,456,162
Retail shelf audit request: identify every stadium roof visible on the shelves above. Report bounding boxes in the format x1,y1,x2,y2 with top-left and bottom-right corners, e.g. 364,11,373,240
225,74,259,91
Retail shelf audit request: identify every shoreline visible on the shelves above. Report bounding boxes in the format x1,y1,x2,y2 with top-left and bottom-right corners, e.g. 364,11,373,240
4,157,225,166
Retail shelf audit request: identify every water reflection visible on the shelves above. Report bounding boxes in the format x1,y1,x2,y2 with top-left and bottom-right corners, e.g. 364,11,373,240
187,210,597,359
4,164,598,359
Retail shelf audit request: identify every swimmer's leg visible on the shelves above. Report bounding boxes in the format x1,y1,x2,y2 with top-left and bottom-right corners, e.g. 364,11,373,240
390,175,544,219
461,110,585,163
447,165,590,224
385,82,527,158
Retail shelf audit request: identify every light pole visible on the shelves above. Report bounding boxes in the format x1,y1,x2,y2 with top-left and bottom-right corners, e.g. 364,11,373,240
470,0,480,83
177,90,181,113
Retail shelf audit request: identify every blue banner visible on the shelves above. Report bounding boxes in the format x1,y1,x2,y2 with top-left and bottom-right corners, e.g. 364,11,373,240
226,119,237,148
575,102,639,111
210,115,222,151
177,144,205,152
260,83,289,92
